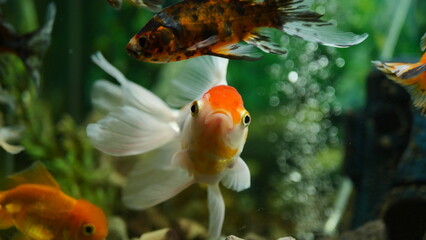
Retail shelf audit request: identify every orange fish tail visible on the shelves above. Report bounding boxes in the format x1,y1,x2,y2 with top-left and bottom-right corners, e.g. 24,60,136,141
0,192,14,230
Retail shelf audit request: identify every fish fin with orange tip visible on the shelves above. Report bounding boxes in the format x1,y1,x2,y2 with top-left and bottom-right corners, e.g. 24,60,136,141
207,184,225,239
88,52,180,156
122,142,194,210
244,28,287,55
276,0,368,47
372,61,426,80
208,43,263,61
159,56,229,108
0,161,59,191
221,157,251,192
420,32,426,52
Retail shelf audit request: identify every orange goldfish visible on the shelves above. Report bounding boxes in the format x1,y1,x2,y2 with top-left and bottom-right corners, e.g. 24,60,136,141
88,53,250,238
373,33,426,114
126,0,368,63
0,161,108,240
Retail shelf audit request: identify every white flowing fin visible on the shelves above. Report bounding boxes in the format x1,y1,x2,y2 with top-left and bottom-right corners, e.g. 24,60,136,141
87,105,180,156
91,52,174,121
221,157,251,192
207,184,225,239
159,56,230,108
122,142,194,209
91,80,123,113
278,0,368,48
244,28,287,55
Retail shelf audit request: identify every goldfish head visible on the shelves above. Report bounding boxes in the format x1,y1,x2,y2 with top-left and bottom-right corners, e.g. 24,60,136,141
63,199,108,240
183,85,251,175
126,18,178,63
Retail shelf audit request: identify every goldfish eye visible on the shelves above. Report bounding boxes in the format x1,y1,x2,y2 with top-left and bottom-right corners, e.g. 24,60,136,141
190,101,199,116
82,224,96,236
242,112,251,126
138,36,148,48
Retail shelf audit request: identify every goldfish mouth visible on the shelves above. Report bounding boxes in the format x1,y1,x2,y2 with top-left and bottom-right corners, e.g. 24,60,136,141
126,43,142,58
204,110,233,129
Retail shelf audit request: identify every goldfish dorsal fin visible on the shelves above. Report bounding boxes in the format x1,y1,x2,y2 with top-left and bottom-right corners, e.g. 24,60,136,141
421,32,426,52
2,161,60,190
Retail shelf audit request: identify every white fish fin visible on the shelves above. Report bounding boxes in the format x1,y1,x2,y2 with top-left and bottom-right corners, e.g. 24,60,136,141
0,126,25,155
421,32,426,52
123,143,194,209
187,35,220,51
278,0,367,47
221,157,251,192
208,43,263,61
207,184,225,239
159,56,229,108
91,52,174,120
91,80,123,113
87,105,179,156
244,28,287,55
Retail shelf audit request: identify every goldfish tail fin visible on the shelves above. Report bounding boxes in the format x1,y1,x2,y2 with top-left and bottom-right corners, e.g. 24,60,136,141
122,144,194,209
273,0,368,48
88,53,180,156
207,184,225,239
158,56,229,108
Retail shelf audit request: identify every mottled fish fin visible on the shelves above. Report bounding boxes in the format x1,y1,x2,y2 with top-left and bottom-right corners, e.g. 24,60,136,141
207,184,225,239
221,157,251,192
88,52,180,156
275,0,367,47
91,80,123,113
187,35,220,51
373,61,426,80
158,56,229,108
373,60,426,115
0,161,59,190
421,32,426,52
122,144,194,209
244,28,287,55
130,0,164,12
208,43,263,61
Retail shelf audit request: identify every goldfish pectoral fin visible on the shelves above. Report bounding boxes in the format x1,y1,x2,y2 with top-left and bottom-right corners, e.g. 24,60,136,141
159,56,229,108
187,35,220,51
0,205,14,229
421,32,426,52
207,184,224,239
373,61,426,80
91,80,123,113
221,157,250,192
244,28,287,55
399,64,426,79
123,148,194,209
92,52,174,119
208,43,263,61
1,161,59,190
87,105,179,156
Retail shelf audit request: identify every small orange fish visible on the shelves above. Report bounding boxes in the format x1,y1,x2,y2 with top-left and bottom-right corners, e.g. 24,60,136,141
126,0,368,63
0,161,108,240
373,33,426,114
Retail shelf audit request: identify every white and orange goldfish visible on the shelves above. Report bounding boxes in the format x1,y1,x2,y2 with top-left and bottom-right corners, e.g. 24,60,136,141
87,53,251,238
373,33,426,114
0,161,108,240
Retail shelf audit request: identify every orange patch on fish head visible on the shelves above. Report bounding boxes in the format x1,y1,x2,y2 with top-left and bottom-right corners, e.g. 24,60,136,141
64,200,108,240
126,19,178,63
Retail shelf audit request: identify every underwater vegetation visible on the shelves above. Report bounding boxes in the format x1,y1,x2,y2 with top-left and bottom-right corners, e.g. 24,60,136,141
1,0,426,240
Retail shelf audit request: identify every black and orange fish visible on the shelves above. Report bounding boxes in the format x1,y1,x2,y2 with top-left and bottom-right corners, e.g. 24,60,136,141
373,33,426,115
126,0,368,63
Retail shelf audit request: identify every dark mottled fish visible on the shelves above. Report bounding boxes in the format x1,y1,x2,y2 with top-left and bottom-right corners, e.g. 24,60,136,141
373,33,426,114
0,3,56,86
126,0,368,63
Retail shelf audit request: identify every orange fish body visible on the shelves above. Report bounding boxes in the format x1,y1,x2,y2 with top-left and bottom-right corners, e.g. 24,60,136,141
373,33,426,114
0,162,108,240
126,0,368,63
